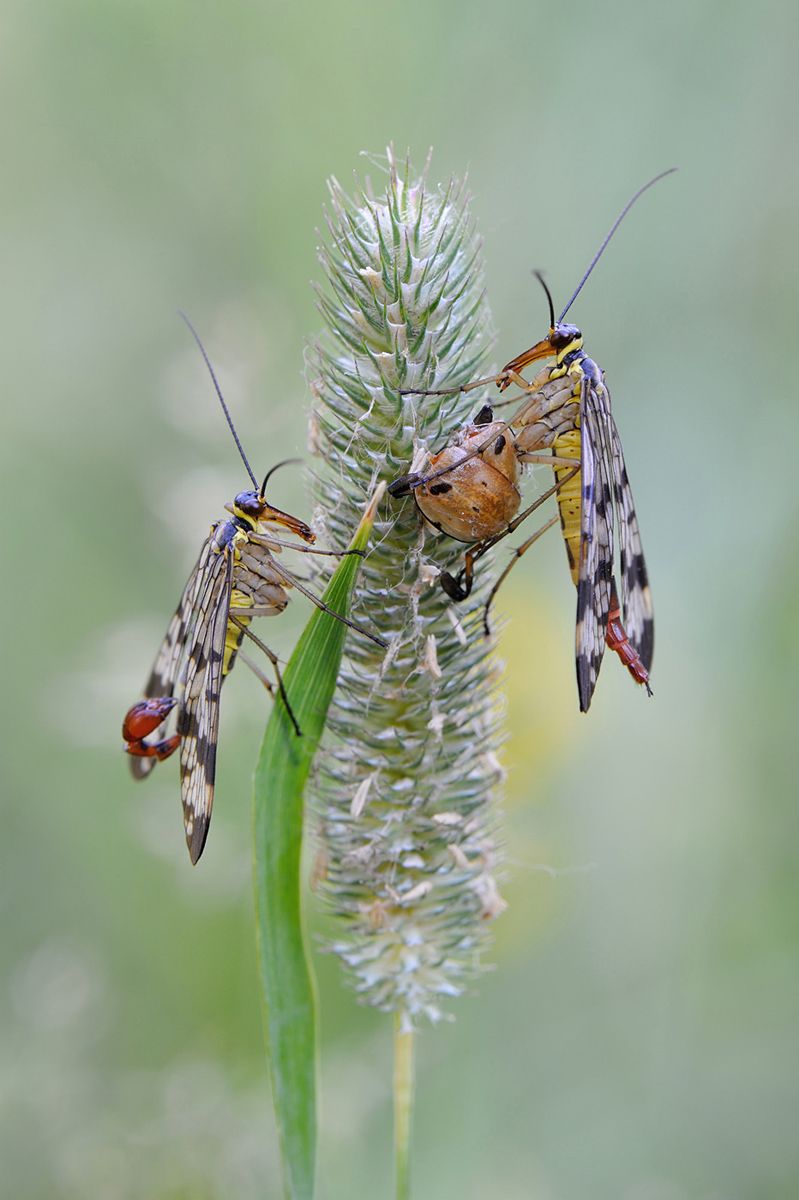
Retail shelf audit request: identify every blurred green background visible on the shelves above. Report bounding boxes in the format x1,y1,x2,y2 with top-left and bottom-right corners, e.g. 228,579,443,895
2,1,797,1197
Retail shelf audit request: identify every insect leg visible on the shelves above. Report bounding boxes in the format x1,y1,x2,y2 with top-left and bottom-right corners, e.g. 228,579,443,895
399,371,509,397
238,650,276,695
391,380,572,495
497,367,539,393
483,516,561,636
518,453,581,469
489,364,565,411
440,544,481,602
389,413,518,494
471,465,581,567
248,532,365,559
229,617,302,737
267,561,387,649
438,464,582,605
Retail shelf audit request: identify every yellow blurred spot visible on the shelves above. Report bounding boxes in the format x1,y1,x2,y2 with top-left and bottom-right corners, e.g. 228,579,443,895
495,581,579,807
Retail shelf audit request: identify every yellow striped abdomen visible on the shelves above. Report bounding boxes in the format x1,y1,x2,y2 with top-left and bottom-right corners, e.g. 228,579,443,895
224,588,251,675
553,426,582,586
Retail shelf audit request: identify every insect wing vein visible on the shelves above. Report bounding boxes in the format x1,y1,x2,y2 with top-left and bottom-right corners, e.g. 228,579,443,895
607,409,654,670
575,377,614,712
177,543,234,863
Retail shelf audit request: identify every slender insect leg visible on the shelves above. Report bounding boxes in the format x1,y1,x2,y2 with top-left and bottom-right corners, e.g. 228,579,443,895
471,466,580,614
396,382,569,493
471,465,580,569
483,515,561,636
440,543,483,602
399,364,547,399
399,371,509,397
231,605,285,617
238,649,275,695
497,368,539,393
248,532,365,558
229,617,302,737
518,453,580,469
439,465,581,604
489,365,561,411
397,415,517,491
268,560,387,649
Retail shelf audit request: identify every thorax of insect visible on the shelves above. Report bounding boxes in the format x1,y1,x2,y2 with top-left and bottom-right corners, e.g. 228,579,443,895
213,488,315,675
507,326,606,589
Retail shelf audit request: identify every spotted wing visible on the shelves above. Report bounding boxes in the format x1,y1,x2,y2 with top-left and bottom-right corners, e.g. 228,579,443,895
176,543,234,864
606,406,654,671
128,538,214,781
575,377,614,713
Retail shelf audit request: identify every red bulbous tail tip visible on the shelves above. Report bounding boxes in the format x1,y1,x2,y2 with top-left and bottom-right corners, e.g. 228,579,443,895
123,697,181,761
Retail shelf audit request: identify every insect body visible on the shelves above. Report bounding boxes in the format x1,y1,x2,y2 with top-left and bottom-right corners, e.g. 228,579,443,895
390,170,673,710
409,404,522,542
499,312,654,710
124,317,383,863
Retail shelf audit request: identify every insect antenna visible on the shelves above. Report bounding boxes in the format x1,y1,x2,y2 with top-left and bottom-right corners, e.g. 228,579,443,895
558,167,677,323
178,311,259,490
533,270,556,328
259,457,303,499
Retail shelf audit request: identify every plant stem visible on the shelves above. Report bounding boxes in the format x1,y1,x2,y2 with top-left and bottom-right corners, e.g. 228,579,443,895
394,1015,414,1200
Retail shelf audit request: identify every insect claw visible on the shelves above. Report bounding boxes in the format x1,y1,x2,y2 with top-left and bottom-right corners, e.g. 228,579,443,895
440,571,470,602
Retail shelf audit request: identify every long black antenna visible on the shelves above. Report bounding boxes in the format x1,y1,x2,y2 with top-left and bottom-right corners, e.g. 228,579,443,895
533,270,556,328
260,457,302,498
178,311,259,490
558,168,677,323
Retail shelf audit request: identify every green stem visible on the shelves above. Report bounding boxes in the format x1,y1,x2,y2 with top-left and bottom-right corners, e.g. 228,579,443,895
394,1016,415,1200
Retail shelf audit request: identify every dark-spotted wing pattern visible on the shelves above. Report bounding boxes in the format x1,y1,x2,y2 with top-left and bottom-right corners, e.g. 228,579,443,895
575,376,615,712
176,543,233,863
128,527,236,863
607,409,654,671
574,370,653,710
128,539,213,781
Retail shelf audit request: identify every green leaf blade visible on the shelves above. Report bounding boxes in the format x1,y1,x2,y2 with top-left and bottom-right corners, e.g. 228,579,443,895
253,485,384,1200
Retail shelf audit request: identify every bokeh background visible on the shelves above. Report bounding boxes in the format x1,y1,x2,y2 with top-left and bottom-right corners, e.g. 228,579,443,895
3,2,798,1197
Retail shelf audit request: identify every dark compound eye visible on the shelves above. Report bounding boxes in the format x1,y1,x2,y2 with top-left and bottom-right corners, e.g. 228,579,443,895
493,434,506,454
428,482,453,496
551,323,581,350
233,490,263,516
